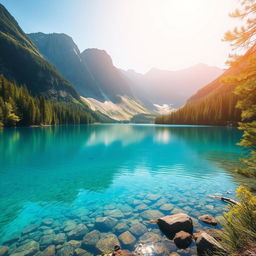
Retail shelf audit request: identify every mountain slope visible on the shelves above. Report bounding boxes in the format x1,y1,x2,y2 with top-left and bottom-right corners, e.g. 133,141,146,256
122,64,223,110
82,95,153,122
28,33,134,103
29,32,153,121
0,4,79,101
28,32,105,100
155,50,256,125
81,48,134,103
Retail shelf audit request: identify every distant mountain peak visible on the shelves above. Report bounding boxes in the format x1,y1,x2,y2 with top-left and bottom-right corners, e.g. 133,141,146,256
81,48,113,66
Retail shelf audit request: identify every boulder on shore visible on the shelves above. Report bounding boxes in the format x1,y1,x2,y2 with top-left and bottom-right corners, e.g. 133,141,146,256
198,215,217,226
157,213,193,239
173,231,193,249
196,232,226,256
194,229,221,242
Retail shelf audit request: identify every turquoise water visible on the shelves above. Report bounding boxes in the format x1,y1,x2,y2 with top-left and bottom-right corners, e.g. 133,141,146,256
0,124,250,255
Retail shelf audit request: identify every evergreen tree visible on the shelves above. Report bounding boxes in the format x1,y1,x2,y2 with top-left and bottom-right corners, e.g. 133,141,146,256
0,76,94,127
224,0,256,177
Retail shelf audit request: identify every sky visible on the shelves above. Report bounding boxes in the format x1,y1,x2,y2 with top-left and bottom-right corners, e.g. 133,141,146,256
0,0,241,73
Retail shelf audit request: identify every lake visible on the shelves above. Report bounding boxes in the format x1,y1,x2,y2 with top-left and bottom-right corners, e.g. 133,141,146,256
0,124,253,255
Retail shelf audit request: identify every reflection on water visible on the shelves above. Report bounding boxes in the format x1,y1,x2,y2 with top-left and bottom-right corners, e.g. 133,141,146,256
0,124,254,255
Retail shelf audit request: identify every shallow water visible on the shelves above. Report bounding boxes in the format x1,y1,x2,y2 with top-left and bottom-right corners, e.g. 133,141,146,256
0,124,252,255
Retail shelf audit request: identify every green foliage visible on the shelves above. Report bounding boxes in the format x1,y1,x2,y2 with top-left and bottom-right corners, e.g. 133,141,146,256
222,56,256,177
217,1,256,255
155,91,241,125
218,186,256,256
0,76,94,127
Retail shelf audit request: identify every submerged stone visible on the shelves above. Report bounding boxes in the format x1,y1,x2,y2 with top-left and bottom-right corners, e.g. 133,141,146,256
104,209,124,218
119,205,132,214
154,198,167,207
154,242,167,255
146,194,161,201
132,200,142,205
160,204,174,211
96,233,120,254
43,229,54,235
118,231,136,246
67,240,81,248
22,225,39,235
40,234,55,248
67,224,88,240
95,217,118,230
171,208,185,214
129,223,147,236
198,215,217,226
63,221,77,232
56,243,74,256
115,222,129,234
42,218,54,226
135,204,148,211
104,204,117,210
141,210,164,220
53,233,66,245
139,232,161,243
0,246,9,256
43,245,55,256
74,248,93,256
11,240,39,256
82,230,101,248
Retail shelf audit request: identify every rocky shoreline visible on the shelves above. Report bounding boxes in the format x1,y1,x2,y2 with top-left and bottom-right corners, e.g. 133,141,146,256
0,192,229,256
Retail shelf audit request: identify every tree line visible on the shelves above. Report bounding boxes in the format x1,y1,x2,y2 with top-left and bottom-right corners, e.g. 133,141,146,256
0,76,94,127
155,91,241,126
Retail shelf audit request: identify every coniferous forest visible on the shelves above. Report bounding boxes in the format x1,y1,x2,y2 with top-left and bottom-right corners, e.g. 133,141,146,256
0,76,94,127
155,91,241,126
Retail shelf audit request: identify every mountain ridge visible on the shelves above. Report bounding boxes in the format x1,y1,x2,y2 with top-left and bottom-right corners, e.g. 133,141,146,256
121,63,223,110
28,32,135,103
0,4,80,101
28,32,154,121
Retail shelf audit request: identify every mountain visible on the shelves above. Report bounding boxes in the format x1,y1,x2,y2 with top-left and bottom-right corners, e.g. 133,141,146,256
155,49,256,125
28,33,134,103
0,4,80,101
122,64,223,110
29,32,153,121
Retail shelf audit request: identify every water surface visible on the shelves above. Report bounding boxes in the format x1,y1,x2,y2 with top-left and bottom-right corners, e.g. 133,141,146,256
0,124,252,255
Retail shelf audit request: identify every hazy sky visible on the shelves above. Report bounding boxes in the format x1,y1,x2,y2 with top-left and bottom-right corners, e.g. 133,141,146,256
1,0,241,73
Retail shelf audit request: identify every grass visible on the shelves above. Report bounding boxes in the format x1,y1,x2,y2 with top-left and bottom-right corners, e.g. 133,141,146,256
217,186,256,256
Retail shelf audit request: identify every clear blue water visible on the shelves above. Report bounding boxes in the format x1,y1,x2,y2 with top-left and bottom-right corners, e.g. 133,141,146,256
0,124,251,255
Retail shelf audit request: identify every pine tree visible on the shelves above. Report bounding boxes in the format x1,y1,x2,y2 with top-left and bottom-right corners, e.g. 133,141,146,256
0,75,94,127
223,0,256,177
